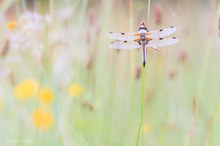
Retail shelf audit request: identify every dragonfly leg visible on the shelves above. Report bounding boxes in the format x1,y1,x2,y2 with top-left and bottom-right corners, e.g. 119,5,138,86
150,45,162,54
135,38,141,45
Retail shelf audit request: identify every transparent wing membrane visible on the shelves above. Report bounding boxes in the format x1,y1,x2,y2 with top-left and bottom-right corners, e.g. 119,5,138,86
108,26,178,50
146,26,176,39
146,37,179,48
109,41,141,50
108,32,139,41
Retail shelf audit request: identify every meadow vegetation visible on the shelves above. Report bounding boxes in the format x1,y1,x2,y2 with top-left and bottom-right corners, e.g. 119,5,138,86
0,0,220,146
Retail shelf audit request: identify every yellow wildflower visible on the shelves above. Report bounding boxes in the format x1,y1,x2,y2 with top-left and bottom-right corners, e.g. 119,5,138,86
7,21,17,30
39,87,54,105
14,79,38,99
143,124,151,133
69,83,84,97
32,108,54,130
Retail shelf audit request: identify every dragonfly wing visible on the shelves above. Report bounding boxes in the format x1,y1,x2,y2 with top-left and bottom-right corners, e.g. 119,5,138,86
108,32,139,41
109,41,141,50
146,26,176,39
146,37,179,48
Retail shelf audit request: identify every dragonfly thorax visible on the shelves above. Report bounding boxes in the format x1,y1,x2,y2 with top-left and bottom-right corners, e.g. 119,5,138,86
140,33,146,41
138,28,147,34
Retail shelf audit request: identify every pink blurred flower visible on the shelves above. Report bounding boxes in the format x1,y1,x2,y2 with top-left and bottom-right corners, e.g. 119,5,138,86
152,3,163,25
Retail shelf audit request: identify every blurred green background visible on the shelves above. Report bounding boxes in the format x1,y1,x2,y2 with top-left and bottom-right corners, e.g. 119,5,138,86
0,0,220,146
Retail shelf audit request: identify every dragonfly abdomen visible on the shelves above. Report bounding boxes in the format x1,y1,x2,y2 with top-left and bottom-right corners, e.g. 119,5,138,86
142,40,149,67
141,41,146,67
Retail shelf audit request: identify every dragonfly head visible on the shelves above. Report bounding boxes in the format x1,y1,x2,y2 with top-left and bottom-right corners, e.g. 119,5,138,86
140,21,146,27
138,21,148,33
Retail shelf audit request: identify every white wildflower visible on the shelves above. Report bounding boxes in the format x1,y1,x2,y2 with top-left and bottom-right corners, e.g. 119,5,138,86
8,12,51,58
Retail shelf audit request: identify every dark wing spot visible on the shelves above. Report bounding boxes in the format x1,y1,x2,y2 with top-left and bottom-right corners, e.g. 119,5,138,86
159,38,163,40
121,33,125,35
110,42,114,44
159,29,163,32
172,37,177,39
170,26,174,28
124,41,128,43
109,32,113,33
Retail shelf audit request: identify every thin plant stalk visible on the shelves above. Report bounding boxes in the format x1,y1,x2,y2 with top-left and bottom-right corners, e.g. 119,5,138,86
136,0,151,145
21,0,27,11
136,66,146,146
147,0,151,25
49,0,54,18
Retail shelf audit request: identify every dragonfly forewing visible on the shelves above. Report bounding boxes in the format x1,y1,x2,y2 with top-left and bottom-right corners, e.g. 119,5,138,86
146,26,176,39
108,32,139,41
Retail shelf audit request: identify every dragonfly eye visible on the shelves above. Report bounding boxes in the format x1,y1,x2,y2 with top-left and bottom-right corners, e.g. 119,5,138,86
138,27,148,34
139,27,148,31
143,27,149,31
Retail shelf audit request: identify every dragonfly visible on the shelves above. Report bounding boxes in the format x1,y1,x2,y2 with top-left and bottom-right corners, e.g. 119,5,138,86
108,22,179,67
